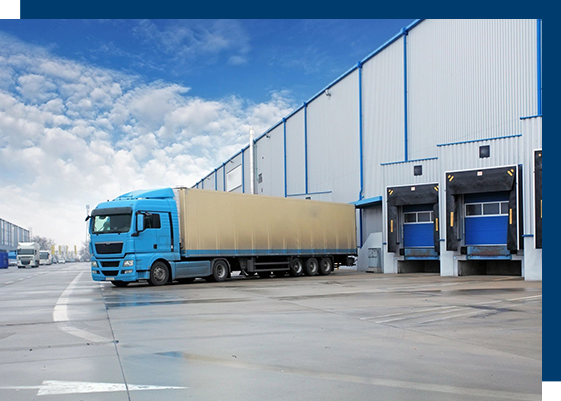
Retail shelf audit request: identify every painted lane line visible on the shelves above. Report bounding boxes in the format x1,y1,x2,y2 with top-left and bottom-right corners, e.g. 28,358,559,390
360,305,459,321
0,381,186,396
374,307,471,324
53,272,111,343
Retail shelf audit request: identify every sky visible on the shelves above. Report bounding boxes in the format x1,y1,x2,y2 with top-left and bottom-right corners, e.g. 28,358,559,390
0,19,414,250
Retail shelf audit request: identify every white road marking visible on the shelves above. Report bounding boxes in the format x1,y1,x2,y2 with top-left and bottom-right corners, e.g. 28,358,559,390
0,380,186,395
507,295,542,302
53,272,111,343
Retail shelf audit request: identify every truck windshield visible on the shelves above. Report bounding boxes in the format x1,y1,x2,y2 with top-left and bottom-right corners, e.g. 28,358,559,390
18,249,35,255
40,252,49,259
92,213,132,234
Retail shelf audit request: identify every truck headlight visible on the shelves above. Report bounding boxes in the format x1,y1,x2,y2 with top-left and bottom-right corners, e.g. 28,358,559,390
92,269,100,275
123,260,134,267
91,261,98,268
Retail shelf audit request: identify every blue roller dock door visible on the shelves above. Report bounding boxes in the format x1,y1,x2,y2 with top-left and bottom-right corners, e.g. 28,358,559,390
403,204,434,248
464,192,509,246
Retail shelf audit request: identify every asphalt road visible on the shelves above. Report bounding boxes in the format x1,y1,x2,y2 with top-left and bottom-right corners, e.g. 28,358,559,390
0,263,542,400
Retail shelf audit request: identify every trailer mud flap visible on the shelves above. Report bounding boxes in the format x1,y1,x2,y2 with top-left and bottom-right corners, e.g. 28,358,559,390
387,184,439,254
445,166,520,252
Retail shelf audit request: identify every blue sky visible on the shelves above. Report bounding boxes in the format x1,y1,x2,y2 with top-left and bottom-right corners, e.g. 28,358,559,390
0,19,414,247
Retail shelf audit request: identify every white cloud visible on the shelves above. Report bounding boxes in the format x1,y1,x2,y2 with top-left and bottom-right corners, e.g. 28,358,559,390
0,32,295,248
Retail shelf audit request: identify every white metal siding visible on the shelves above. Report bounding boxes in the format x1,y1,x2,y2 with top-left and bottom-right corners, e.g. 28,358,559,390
438,136,521,173
407,19,538,160
307,70,360,203
521,117,542,235
382,158,440,189
285,109,306,196
255,125,284,197
362,39,405,199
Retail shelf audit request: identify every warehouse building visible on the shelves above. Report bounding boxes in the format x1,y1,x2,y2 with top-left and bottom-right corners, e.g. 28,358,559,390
193,19,542,281
0,218,30,252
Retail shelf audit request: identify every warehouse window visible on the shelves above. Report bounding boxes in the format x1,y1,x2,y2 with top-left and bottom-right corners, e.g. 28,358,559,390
414,165,422,176
465,201,508,217
479,145,490,158
403,211,434,223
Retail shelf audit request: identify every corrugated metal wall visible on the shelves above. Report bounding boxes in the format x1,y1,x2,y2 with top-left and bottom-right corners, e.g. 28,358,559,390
255,124,284,197
521,117,542,234
382,158,440,189
285,109,306,196
407,19,538,160
437,136,521,173
362,38,405,199
307,70,360,203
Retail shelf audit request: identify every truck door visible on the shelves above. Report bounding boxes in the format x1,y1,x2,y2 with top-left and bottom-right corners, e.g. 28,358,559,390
141,212,172,253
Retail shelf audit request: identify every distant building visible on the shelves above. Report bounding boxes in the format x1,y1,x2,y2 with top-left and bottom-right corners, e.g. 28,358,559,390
0,218,31,251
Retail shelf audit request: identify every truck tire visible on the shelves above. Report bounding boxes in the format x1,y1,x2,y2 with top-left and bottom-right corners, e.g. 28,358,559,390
148,261,169,286
319,257,333,276
304,258,319,276
289,258,304,277
111,281,129,287
210,259,229,282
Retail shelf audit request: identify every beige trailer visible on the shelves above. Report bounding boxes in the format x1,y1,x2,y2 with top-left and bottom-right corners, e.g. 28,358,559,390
175,188,356,277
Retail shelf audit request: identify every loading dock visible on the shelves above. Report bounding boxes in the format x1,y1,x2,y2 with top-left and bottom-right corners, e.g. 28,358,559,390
387,183,440,273
445,166,522,276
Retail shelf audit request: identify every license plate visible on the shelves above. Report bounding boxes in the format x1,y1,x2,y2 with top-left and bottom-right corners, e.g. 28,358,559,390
105,277,115,281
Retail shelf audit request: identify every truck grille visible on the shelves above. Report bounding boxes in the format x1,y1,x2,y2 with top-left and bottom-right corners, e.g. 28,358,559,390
95,242,123,254
103,270,119,276
101,261,120,268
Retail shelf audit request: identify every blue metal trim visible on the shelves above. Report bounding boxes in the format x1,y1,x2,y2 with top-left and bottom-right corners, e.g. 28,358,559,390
358,61,364,200
437,134,522,147
361,19,424,65
537,19,542,116
520,115,542,120
287,191,332,197
283,118,287,198
380,157,438,166
402,27,408,162
241,150,245,193
304,102,309,194
352,196,382,207
522,234,534,238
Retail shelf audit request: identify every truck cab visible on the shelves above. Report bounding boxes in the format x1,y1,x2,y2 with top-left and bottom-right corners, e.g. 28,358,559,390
39,251,52,265
17,242,40,268
89,188,180,286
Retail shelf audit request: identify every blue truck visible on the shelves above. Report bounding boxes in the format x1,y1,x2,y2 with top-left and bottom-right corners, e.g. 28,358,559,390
88,187,357,287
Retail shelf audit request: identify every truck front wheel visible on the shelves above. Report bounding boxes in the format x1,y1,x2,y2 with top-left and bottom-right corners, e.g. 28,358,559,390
149,261,169,286
209,259,229,282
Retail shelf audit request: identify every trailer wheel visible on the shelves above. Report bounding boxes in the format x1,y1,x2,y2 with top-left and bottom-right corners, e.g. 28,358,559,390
304,258,319,276
148,261,169,286
289,258,304,277
111,281,129,287
210,259,229,282
319,258,333,276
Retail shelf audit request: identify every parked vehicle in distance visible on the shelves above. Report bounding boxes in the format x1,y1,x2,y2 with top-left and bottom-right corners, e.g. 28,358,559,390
89,187,357,287
39,251,53,265
17,242,40,268
59,258,66,264
8,251,17,266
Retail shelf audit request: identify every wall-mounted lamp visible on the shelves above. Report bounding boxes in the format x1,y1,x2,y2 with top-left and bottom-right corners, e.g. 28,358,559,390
325,89,331,97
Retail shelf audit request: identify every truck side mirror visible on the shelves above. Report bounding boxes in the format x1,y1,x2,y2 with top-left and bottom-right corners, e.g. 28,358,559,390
132,213,145,237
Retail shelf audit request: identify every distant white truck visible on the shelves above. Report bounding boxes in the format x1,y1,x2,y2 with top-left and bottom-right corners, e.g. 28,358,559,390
39,250,53,265
17,242,40,268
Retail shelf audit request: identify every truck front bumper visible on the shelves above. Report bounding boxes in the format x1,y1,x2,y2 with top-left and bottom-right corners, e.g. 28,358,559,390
91,258,149,282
